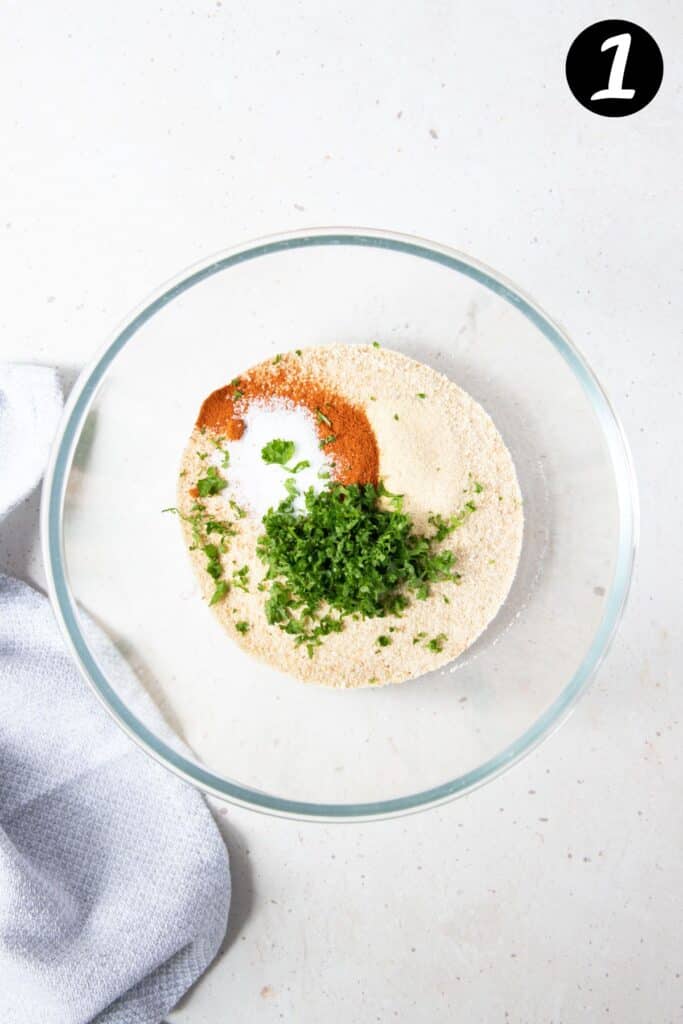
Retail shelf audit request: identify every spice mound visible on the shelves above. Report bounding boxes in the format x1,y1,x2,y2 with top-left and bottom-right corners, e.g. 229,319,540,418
172,345,524,688
197,355,379,487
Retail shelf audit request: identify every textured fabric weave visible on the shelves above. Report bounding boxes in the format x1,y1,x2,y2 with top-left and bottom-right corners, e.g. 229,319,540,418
0,365,230,1024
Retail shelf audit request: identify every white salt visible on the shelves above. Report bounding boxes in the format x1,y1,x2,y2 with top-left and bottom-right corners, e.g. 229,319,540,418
212,398,332,519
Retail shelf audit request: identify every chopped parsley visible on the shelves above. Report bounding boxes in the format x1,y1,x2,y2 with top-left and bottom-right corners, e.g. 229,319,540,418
163,484,239,607
196,466,228,497
295,348,302,356
256,482,463,655
319,434,336,448
209,580,229,606
412,631,427,644
284,477,299,499
372,341,380,348
231,565,250,592
473,480,484,493
427,633,448,653
229,499,247,518
209,440,230,468
377,634,392,647
273,353,282,364
205,519,236,544
417,392,426,399
261,438,296,465
316,408,333,427
203,543,222,579
286,460,311,474
163,503,235,552
235,620,250,634
428,500,477,542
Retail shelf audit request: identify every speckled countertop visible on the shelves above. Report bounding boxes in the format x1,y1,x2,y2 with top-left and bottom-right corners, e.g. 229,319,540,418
1,2,681,1021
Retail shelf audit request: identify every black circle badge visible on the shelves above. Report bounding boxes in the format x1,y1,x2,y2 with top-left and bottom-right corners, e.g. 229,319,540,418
566,20,663,116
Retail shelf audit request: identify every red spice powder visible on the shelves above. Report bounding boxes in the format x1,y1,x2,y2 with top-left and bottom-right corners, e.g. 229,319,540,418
196,359,379,486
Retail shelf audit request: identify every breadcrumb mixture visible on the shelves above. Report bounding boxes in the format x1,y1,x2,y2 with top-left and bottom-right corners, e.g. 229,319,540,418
177,345,523,688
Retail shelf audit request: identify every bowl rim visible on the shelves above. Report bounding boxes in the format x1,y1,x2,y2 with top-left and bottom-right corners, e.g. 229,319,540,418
41,226,639,822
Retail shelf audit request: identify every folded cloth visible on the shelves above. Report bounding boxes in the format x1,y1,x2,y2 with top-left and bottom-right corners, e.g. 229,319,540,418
0,365,230,1024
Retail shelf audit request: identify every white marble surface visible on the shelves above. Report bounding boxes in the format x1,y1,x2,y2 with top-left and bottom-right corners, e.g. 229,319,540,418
1,2,681,1020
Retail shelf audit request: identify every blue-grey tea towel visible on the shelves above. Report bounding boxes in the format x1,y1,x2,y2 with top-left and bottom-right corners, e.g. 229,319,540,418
0,364,230,1024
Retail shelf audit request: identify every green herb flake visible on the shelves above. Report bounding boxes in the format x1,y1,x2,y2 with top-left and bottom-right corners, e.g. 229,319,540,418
377,480,403,512
235,620,250,634
417,392,426,399
229,499,247,518
393,414,399,421
197,451,208,460
427,633,448,653
262,438,296,465
273,354,282,364
295,348,302,356
209,580,229,606
231,565,250,592
205,518,236,538
428,498,477,542
196,466,228,497
210,438,230,468
284,477,299,499
179,469,187,478
286,460,311,474
372,341,380,349
319,434,336,448
203,543,222,579
316,408,333,427
377,634,392,647
412,632,428,644
473,480,484,493
317,468,331,479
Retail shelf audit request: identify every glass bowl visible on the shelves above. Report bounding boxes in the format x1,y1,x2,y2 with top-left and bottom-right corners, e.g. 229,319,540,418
42,228,637,821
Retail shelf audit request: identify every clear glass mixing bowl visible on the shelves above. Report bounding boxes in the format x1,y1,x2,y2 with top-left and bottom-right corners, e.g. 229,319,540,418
42,229,637,821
